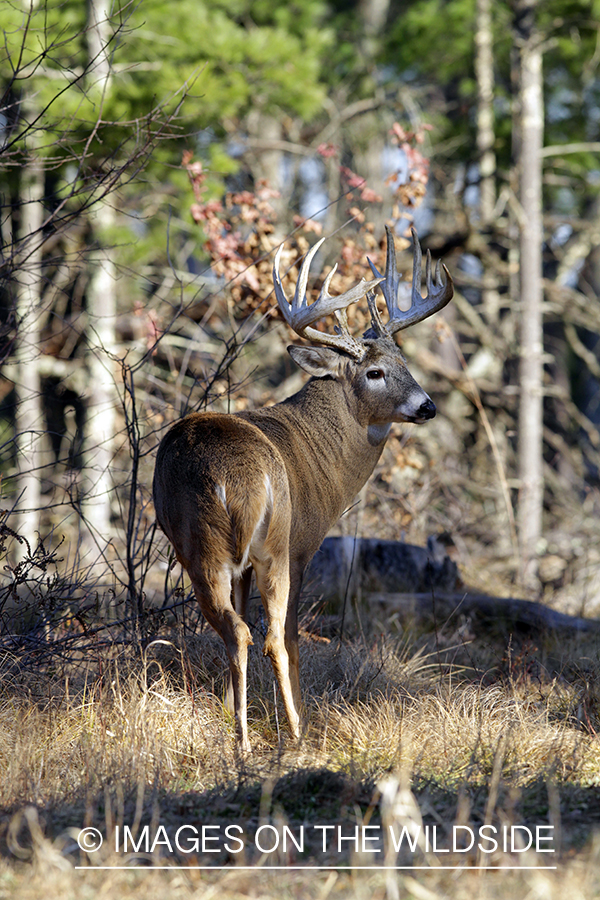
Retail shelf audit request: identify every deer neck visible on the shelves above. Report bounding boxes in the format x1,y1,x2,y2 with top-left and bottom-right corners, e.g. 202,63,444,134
282,375,385,462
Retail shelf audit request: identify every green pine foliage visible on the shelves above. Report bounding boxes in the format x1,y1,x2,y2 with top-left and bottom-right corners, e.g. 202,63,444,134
383,0,600,186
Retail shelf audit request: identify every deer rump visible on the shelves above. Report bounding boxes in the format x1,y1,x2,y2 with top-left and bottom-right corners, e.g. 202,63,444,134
154,412,301,750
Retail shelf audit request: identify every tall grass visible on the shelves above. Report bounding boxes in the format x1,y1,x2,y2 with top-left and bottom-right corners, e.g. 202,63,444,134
0,627,598,897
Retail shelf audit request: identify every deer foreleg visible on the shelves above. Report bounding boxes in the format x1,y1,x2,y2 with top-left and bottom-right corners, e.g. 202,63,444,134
285,568,303,714
255,559,301,743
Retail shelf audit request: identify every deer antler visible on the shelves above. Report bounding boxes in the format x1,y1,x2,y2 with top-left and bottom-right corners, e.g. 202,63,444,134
273,239,383,361
367,227,453,335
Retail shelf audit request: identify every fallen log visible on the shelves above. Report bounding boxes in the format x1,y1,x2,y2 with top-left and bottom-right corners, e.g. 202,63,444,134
366,590,600,635
304,535,459,600
304,536,600,637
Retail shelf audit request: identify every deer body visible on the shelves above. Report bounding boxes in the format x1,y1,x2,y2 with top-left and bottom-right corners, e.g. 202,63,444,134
153,231,453,750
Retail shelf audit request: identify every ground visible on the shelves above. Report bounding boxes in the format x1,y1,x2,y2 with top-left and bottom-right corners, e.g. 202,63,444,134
0,588,599,899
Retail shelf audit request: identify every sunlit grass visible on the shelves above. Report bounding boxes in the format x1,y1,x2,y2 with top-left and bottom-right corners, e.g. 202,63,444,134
0,630,599,898
1,634,600,807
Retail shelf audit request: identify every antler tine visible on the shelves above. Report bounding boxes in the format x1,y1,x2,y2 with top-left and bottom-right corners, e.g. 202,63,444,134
367,224,401,324
364,289,387,338
294,237,326,310
371,226,454,335
273,240,383,360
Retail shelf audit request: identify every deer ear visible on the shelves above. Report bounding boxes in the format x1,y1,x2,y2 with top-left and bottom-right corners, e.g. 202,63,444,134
288,345,345,378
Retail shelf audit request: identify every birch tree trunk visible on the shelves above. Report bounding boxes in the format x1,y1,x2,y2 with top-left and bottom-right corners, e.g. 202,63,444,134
13,111,44,553
475,0,496,228
81,0,117,565
514,0,544,585
245,112,290,236
83,202,117,557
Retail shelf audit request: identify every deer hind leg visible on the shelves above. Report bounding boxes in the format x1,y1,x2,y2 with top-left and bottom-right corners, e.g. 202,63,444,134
254,553,301,743
191,569,253,752
225,568,253,718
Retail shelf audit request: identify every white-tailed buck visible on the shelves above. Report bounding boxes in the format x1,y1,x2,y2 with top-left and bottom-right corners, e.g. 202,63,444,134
153,228,453,750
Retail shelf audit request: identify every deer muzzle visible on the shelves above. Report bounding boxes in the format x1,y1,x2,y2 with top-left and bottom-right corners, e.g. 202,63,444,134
395,394,437,424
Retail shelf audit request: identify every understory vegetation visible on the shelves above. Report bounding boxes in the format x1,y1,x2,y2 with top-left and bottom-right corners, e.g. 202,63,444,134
0,535,599,897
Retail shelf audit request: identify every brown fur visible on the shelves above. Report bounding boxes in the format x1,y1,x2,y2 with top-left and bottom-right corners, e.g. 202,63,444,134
153,340,439,750
153,239,452,751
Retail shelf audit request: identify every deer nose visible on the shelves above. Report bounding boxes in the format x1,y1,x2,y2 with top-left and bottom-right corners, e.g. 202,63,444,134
418,398,436,420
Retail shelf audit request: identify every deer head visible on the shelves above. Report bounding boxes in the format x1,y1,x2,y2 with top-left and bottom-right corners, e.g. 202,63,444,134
273,227,453,426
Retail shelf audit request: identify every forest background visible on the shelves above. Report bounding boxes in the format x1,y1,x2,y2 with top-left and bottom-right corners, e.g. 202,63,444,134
3,0,600,613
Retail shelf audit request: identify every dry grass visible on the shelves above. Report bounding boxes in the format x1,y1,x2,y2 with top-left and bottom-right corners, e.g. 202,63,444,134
0,624,599,897
0,854,598,900
0,854,599,900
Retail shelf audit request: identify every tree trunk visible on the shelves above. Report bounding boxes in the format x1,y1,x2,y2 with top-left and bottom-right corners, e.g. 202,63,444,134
475,0,496,228
358,0,391,57
81,0,117,567
13,117,44,554
82,202,117,557
514,0,544,585
245,112,290,235
352,117,387,234
353,0,392,235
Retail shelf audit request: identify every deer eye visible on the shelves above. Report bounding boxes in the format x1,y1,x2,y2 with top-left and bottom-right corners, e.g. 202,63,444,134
366,368,385,380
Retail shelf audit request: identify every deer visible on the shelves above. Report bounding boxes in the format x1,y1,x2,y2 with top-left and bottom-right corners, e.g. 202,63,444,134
152,228,453,751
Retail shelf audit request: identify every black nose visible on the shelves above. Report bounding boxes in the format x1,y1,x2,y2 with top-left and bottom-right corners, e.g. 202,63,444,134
418,398,436,420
